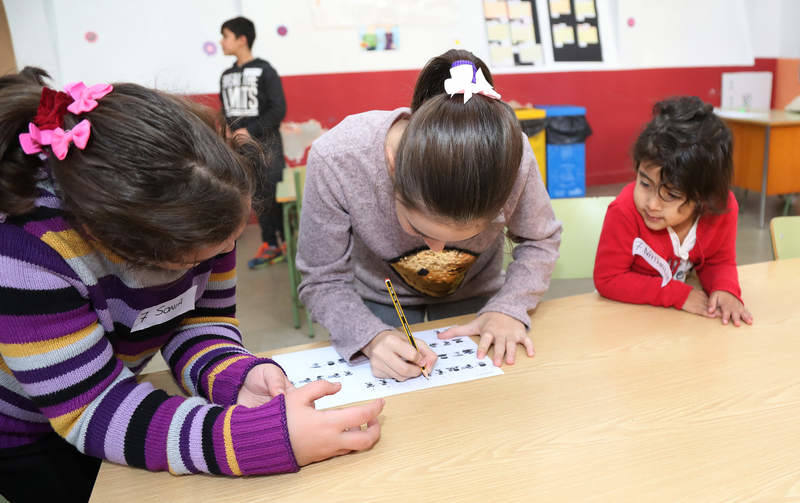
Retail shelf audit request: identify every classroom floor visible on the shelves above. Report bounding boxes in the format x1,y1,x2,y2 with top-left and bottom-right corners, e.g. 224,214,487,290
142,184,792,373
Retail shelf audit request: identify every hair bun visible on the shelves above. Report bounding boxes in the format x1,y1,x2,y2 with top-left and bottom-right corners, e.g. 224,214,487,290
653,96,712,123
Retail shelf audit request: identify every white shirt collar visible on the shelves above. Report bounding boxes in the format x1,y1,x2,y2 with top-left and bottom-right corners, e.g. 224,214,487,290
667,217,699,261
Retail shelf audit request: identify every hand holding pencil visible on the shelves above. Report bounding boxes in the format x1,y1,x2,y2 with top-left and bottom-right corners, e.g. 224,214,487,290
384,278,429,379
361,280,438,381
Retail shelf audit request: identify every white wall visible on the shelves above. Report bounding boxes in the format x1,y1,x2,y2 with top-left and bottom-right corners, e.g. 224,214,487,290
745,0,781,58
615,0,753,69
778,0,800,59
4,0,793,94
744,0,800,59
4,0,61,79
5,0,239,91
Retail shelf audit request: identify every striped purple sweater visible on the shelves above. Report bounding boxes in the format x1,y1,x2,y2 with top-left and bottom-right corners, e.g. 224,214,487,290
0,182,298,476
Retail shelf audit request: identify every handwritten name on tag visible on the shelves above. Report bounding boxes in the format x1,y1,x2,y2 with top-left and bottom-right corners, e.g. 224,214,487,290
131,285,197,332
632,237,671,287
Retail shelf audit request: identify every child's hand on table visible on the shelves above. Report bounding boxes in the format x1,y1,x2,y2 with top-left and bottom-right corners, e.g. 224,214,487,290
708,290,753,327
285,381,384,466
237,362,295,407
362,330,438,381
681,289,717,319
437,312,534,367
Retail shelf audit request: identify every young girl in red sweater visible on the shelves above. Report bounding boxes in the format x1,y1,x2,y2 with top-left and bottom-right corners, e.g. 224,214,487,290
594,96,752,327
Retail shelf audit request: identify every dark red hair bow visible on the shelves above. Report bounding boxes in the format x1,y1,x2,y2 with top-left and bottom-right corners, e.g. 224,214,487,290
32,88,73,130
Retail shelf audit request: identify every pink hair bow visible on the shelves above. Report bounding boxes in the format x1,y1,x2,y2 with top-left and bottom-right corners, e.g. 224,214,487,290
19,123,54,155
49,120,92,160
64,82,113,114
443,61,501,104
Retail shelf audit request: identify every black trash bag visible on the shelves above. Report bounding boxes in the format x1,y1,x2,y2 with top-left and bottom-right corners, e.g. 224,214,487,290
544,115,592,144
519,118,546,137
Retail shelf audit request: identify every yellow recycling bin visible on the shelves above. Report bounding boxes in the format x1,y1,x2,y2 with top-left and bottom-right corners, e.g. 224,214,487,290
514,108,547,185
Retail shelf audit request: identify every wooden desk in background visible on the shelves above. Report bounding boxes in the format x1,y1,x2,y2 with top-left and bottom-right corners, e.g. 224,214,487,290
715,109,800,227
91,259,800,502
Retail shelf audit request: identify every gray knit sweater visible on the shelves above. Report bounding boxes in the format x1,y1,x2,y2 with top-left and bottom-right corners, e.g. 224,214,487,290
297,108,561,361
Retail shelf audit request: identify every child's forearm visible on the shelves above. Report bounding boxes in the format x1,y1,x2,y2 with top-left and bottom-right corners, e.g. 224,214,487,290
594,270,692,308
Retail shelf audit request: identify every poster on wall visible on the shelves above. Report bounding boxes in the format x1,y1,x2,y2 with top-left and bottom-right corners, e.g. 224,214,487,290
548,0,602,62
484,0,544,67
359,25,398,51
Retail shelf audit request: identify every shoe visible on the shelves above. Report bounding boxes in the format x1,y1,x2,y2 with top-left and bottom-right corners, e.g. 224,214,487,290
248,242,286,269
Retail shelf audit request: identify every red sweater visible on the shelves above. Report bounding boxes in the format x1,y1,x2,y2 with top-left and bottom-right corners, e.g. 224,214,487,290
593,183,741,309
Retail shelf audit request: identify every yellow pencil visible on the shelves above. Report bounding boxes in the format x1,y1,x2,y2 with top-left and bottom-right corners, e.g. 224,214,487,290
384,278,429,379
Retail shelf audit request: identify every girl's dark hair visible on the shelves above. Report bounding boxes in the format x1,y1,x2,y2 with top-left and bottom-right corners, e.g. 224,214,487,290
0,67,263,265
633,96,733,214
395,49,522,223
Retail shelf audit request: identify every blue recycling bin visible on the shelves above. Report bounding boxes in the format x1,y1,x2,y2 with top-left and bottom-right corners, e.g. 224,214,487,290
535,105,592,199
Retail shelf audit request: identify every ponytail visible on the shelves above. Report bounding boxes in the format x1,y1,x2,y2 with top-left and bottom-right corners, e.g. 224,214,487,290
0,67,263,266
396,50,522,223
0,67,51,215
410,49,494,112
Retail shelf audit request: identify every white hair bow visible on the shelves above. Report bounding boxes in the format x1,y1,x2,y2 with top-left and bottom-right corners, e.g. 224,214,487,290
443,63,501,104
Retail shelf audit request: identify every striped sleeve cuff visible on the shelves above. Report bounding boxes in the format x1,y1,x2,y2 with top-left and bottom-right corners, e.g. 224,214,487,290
228,394,299,475
205,356,287,406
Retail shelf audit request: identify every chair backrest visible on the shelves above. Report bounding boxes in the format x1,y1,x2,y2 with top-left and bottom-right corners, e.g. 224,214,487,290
770,215,800,260
503,196,614,279
293,165,307,213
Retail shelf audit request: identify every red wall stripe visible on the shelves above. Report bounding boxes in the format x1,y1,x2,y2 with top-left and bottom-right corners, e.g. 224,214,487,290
196,58,777,186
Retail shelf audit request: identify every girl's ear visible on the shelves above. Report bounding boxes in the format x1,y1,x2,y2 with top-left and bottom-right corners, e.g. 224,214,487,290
385,145,396,176
384,116,408,177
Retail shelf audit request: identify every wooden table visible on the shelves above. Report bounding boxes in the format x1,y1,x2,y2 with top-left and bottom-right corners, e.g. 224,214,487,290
715,109,800,227
91,259,800,502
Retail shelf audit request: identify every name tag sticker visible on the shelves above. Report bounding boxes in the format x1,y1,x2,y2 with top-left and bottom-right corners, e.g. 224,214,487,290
131,285,197,332
631,238,672,287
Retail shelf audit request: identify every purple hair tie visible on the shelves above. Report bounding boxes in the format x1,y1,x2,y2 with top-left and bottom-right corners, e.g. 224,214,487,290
444,60,501,103
451,60,477,83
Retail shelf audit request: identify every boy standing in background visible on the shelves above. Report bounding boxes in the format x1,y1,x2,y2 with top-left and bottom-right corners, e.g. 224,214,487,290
220,16,287,268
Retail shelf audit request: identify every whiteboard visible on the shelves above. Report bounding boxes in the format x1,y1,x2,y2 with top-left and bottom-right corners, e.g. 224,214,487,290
616,0,754,68
242,0,483,77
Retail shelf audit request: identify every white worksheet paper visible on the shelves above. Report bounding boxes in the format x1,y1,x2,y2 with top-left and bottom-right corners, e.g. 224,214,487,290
271,327,504,409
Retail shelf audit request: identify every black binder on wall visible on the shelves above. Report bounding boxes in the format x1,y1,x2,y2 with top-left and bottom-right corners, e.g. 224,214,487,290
547,0,602,62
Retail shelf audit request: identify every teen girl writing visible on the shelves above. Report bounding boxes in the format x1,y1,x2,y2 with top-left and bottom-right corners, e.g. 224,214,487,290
297,50,562,380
